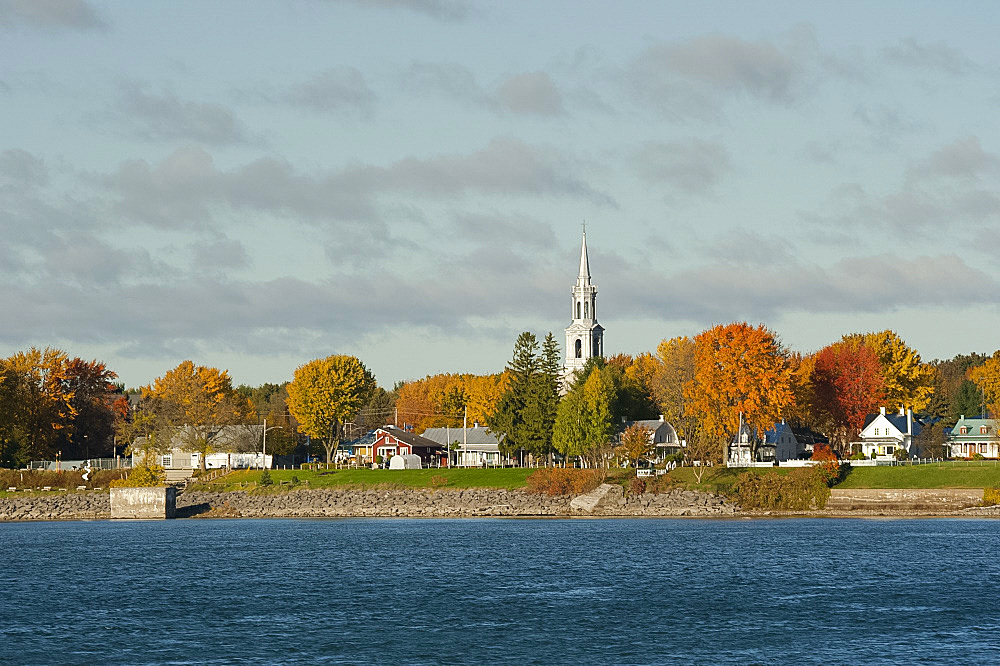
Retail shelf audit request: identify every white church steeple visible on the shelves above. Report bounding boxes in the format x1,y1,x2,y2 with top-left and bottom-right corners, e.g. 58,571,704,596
565,225,604,381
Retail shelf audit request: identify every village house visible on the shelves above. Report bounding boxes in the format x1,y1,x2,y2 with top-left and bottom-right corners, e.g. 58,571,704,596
132,424,269,472
356,427,445,467
620,416,683,461
946,416,1000,458
421,424,504,467
854,407,921,460
727,420,802,465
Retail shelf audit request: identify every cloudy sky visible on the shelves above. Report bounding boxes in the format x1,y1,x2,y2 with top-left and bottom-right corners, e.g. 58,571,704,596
2,1,1000,388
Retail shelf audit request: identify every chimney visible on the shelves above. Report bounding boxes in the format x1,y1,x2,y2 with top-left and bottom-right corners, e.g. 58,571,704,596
880,407,886,416
473,421,479,428
660,414,665,422
899,406,905,416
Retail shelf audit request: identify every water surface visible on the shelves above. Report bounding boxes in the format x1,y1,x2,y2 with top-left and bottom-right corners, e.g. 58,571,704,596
3,518,999,664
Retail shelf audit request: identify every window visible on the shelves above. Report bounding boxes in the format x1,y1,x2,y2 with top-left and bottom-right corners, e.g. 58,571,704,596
575,339,582,358
161,454,172,468
584,300,589,318
576,301,581,319
982,426,989,435
886,446,894,455
960,427,968,435
981,444,988,454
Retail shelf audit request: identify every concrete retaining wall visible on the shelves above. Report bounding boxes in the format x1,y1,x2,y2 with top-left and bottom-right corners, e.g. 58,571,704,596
110,487,177,519
827,488,983,511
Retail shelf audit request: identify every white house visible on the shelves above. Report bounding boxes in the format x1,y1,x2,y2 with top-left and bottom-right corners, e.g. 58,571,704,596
946,416,1000,458
727,420,802,465
855,407,921,460
621,416,683,461
132,424,269,470
420,424,504,467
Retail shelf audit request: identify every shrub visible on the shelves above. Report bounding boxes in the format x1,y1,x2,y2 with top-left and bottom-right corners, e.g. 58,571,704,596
629,477,646,495
259,469,273,487
109,465,165,488
894,448,909,461
290,475,299,485
849,451,867,461
731,466,835,510
973,453,985,460
526,467,604,496
430,474,448,488
983,488,1000,506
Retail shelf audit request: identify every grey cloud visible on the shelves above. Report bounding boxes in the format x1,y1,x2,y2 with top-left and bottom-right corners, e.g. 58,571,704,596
605,252,1000,325
0,148,48,186
115,84,251,145
103,139,612,230
328,0,472,21
0,0,105,30
284,68,376,118
631,140,731,195
496,72,564,116
910,136,1000,180
404,62,487,104
451,212,557,250
629,34,808,118
883,38,972,76
192,238,250,272
405,62,566,117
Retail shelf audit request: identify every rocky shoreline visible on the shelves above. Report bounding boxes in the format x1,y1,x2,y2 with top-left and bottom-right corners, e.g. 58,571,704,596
2,485,998,522
0,485,735,521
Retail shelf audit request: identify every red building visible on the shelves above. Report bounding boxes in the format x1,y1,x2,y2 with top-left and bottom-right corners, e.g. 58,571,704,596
365,427,445,466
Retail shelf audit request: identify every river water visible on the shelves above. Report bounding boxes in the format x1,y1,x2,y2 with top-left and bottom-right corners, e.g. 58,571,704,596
2,518,999,664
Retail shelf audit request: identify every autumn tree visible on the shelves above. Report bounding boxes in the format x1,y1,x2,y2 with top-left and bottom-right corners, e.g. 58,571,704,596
970,353,1000,419
286,355,376,464
61,358,124,459
143,361,250,471
616,423,653,468
653,336,696,438
811,341,886,454
927,353,988,424
0,348,76,465
686,323,794,464
842,330,935,413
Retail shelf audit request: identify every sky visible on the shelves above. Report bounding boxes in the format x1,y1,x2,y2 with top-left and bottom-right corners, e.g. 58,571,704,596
2,0,1000,389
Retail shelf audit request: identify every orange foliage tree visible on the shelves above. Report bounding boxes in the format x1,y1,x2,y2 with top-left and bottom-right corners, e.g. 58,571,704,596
686,323,794,462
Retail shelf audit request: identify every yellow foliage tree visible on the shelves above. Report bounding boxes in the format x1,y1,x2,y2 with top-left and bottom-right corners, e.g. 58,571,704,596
842,330,935,412
286,355,376,464
0,347,76,462
653,336,696,437
970,354,1000,418
686,323,794,462
395,372,507,433
143,360,250,471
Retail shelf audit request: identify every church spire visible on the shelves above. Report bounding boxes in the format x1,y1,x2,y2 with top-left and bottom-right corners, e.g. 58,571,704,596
578,224,591,281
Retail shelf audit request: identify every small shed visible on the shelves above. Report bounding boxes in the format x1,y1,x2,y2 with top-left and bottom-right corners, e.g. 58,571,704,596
388,454,422,470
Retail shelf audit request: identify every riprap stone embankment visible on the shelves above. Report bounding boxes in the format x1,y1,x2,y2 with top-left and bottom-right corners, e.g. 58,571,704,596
0,485,736,520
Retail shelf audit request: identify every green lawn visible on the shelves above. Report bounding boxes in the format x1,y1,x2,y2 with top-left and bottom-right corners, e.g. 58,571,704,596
835,462,1000,489
660,466,793,494
188,467,535,492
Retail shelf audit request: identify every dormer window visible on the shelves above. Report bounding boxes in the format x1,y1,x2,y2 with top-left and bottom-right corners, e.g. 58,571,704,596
982,426,989,435
960,427,968,435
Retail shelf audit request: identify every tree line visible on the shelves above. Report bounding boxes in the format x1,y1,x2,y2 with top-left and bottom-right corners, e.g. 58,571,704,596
3,323,1000,468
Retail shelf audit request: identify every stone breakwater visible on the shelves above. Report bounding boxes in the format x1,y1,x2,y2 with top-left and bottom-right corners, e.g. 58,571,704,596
0,485,736,521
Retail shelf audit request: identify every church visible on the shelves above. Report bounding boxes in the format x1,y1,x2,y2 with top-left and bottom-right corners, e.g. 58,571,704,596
564,228,604,382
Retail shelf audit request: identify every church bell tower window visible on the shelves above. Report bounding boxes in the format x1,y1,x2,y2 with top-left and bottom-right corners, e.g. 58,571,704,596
575,339,582,358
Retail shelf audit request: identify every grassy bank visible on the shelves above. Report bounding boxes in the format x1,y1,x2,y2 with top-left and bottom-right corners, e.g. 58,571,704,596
836,463,1000,489
188,467,536,492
